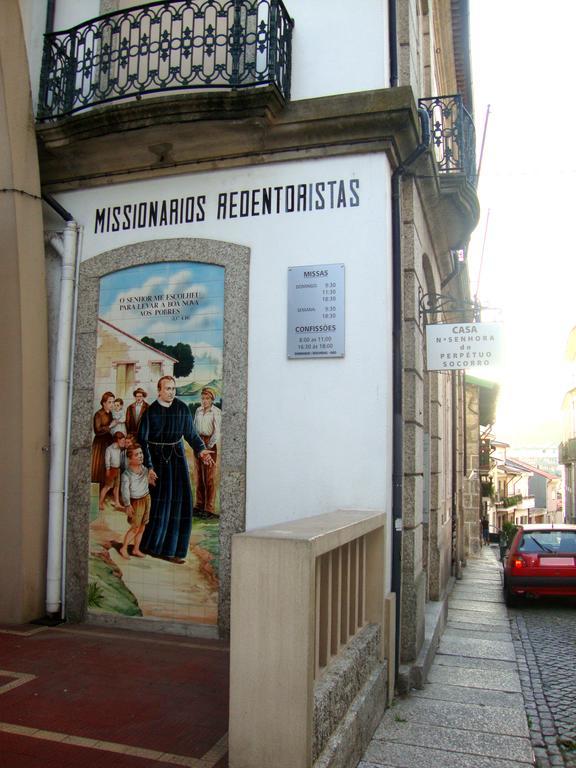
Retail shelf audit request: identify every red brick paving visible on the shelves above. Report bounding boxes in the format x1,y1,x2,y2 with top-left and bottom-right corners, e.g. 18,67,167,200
0,624,229,767
0,733,172,768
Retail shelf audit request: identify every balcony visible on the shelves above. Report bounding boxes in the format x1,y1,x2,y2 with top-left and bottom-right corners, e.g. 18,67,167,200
37,0,293,121
418,95,477,187
496,494,535,510
496,494,523,509
559,438,576,464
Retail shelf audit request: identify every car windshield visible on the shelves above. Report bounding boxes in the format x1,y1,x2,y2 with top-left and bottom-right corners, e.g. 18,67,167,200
518,530,576,555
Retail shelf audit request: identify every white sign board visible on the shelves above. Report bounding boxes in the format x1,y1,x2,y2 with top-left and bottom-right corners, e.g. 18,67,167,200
425,322,501,371
287,264,345,358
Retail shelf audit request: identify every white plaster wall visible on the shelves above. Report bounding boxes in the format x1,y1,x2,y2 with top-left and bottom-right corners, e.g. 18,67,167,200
54,154,393,531
18,0,48,114
53,0,101,30
288,0,389,99
33,0,389,101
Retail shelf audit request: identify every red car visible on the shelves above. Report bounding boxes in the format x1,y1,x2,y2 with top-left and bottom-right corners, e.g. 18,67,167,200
502,523,576,606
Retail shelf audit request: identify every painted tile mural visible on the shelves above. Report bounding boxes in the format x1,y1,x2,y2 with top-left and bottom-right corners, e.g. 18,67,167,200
88,261,224,625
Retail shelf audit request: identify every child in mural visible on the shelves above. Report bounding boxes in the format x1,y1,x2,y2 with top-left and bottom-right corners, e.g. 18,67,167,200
119,444,150,559
193,387,221,520
121,434,135,471
137,375,214,564
91,391,116,485
99,431,127,510
110,397,126,436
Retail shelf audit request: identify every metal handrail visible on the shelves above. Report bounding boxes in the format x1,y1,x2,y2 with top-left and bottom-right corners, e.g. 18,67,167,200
419,95,477,187
38,0,293,120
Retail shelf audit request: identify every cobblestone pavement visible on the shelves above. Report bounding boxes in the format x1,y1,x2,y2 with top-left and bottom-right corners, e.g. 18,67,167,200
510,599,576,768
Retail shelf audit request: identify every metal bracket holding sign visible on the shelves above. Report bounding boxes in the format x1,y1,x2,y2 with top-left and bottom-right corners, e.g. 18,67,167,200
419,291,481,323
287,264,345,359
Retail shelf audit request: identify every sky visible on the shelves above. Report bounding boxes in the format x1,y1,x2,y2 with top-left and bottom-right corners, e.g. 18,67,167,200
466,0,576,448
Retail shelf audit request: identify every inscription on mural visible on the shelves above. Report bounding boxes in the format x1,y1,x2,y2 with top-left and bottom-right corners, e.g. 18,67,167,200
118,291,202,318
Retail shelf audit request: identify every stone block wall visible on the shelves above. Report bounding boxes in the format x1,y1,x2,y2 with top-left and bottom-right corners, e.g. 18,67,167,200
313,624,387,768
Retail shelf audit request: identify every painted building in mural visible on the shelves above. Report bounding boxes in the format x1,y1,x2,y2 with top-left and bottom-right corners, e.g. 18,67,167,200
1,0,480,762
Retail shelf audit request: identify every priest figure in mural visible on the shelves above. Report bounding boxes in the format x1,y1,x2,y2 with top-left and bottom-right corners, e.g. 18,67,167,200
137,375,214,564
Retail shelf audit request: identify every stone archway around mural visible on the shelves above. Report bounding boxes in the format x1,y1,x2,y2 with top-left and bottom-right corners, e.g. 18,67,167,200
67,238,249,639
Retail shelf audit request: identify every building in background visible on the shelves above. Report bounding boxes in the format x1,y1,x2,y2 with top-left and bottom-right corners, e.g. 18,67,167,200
506,458,562,524
1,1,480,765
465,375,499,551
482,441,563,533
560,325,576,523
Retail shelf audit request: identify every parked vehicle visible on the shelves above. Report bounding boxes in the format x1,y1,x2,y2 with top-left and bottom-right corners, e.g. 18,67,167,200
502,523,576,606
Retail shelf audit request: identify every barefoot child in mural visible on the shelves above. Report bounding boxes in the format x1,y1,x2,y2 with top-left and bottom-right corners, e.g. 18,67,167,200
99,431,127,510
119,444,151,559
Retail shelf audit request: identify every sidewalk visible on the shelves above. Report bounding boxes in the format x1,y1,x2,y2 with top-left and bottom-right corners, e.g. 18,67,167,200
0,547,534,768
358,545,535,768
0,623,229,767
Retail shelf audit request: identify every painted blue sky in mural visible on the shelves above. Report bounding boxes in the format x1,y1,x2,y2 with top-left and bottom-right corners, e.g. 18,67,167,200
99,262,224,385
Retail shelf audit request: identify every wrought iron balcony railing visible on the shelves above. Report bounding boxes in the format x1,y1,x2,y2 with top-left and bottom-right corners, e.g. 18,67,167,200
37,0,293,121
419,95,477,187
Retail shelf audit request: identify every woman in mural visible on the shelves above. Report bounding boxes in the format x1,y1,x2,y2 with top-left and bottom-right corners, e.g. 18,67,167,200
91,391,116,485
137,376,214,564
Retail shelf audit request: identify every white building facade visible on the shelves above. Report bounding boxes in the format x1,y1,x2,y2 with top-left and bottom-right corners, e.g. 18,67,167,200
1,1,480,764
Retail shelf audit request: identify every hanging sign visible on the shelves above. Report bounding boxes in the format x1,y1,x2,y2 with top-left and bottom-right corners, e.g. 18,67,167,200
287,264,345,358
425,322,501,370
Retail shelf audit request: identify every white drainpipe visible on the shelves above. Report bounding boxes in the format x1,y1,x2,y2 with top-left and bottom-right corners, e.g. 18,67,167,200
45,220,79,616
